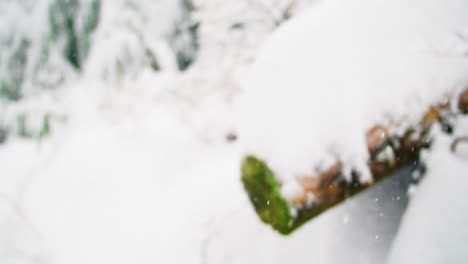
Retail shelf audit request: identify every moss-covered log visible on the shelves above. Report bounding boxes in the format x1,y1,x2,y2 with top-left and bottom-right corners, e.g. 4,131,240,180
241,89,466,235
242,134,424,234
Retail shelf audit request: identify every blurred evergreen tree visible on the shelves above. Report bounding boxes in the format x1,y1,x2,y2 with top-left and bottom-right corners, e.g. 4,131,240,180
48,0,101,70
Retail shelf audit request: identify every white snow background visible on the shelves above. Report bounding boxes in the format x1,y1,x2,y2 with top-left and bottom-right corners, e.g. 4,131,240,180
1,0,468,263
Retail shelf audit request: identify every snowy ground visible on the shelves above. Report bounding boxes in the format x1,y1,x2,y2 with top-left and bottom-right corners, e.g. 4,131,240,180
0,80,410,264
1,0,468,264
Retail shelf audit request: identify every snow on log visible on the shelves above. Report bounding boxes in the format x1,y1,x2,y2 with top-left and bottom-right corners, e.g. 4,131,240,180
242,90,467,235
239,0,468,234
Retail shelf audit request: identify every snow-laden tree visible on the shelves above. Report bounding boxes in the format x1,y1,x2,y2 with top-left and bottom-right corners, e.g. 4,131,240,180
0,0,100,97
85,0,198,83
0,0,198,97
0,0,197,141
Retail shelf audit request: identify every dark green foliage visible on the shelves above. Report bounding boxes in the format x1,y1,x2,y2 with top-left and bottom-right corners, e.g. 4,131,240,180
176,22,199,71
49,0,80,69
0,126,8,144
80,0,101,61
0,82,21,101
169,0,199,71
38,115,50,139
14,114,51,140
66,18,80,69
241,156,293,235
8,38,29,99
48,0,101,70
0,38,30,101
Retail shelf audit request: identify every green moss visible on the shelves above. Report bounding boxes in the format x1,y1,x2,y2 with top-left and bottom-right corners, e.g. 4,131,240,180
241,134,427,235
241,156,293,235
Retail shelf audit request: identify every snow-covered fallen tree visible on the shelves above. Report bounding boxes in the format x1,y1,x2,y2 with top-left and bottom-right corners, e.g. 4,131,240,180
239,0,468,234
